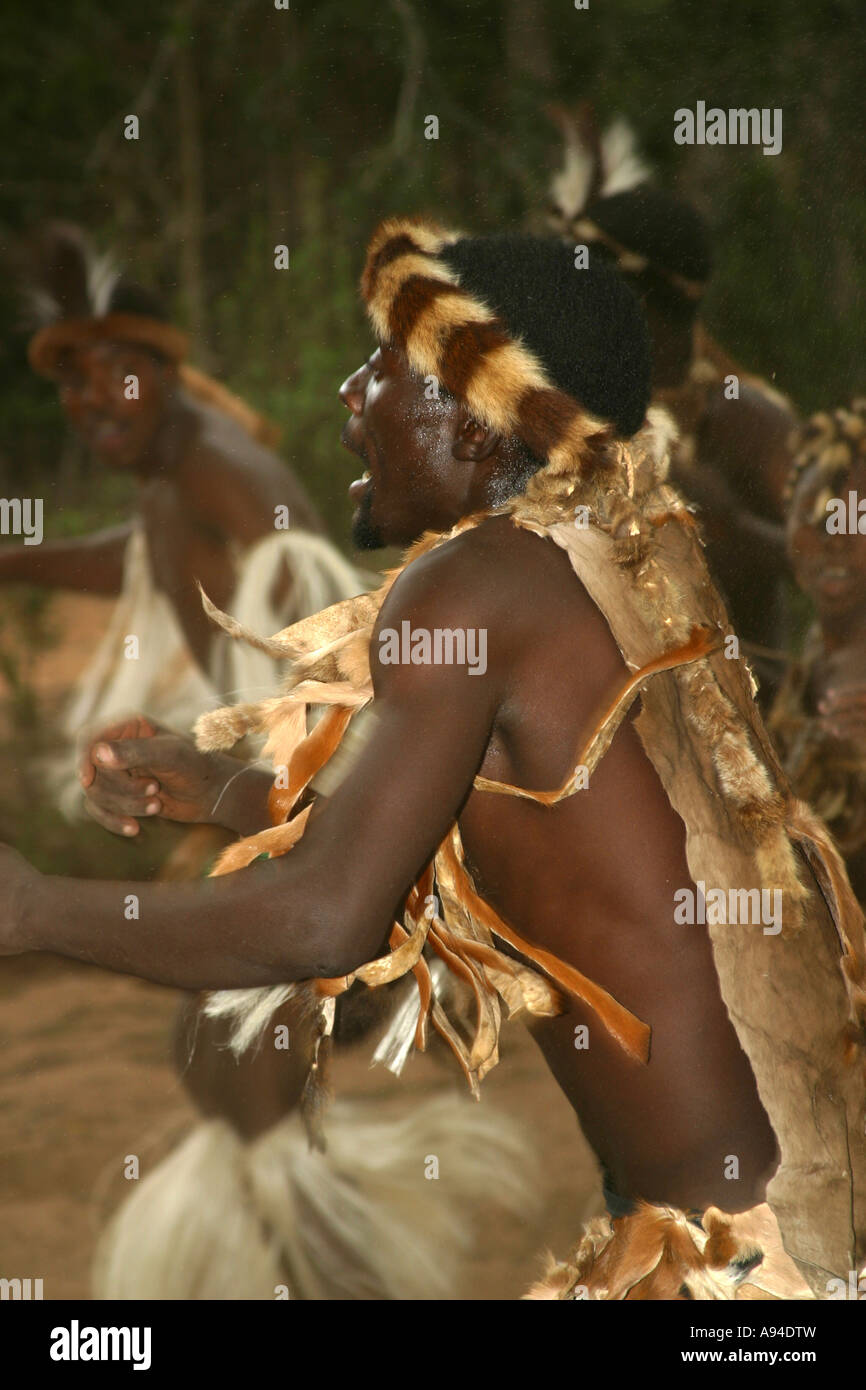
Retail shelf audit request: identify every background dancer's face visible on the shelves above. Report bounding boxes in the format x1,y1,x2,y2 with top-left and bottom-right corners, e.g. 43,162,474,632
56,341,174,471
788,458,866,620
339,344,531,549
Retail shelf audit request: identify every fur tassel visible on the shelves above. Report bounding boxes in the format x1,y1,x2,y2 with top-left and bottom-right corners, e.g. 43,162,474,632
197,583,298,660
92,1095,540,1301
522,1201,811,1301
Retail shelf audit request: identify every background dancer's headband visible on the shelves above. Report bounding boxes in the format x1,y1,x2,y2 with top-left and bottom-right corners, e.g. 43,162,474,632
24,223,188,377
784,399,866,509
23,222,279,444
29,313,189,377
360,216,651,463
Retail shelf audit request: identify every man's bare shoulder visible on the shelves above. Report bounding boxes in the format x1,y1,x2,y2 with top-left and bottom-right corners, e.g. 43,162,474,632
701,378,796,451
175,399,321,533
377,513,601,664
180,399,288,488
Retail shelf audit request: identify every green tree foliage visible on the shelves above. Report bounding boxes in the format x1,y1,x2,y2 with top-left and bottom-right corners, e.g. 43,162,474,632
0,0,863,534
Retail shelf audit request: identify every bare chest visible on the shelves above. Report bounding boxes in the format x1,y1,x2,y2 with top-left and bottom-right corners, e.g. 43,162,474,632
138,480,237,609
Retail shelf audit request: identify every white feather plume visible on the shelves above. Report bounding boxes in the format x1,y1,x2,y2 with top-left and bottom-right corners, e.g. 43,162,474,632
599,118,651,198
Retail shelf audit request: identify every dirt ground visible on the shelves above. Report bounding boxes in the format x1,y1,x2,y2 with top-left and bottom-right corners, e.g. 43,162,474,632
0,592,603,1301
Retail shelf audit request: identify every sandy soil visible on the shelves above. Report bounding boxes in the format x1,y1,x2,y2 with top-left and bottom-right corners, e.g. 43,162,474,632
0,592,603,1301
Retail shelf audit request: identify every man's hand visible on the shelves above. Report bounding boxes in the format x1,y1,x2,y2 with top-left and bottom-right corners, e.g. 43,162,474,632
817,688,866,745
0,844,41,956
78,715,244,836
816,648,866,745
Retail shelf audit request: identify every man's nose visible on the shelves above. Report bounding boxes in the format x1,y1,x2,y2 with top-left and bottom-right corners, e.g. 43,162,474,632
79,372,111,410
339,364,370,415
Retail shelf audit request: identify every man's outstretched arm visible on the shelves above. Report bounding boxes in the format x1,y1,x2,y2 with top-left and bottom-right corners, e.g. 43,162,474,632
0,522,133,593
3,546,501,989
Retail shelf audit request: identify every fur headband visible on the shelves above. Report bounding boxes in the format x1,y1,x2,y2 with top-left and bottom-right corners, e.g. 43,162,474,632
360,216,620,482
784,398,866,509
28,314,189,377
22,222,189,378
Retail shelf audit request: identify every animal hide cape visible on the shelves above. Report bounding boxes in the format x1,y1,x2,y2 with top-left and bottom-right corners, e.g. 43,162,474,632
192,215,866,1297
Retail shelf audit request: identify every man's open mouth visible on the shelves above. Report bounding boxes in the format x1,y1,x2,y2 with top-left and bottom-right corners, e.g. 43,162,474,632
348,469,371,502
89,420,130,449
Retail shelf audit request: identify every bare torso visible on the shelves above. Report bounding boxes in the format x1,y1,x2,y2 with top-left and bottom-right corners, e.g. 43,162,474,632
449,518,778,1212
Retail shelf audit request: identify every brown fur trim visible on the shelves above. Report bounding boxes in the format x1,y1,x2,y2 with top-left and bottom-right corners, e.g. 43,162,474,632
210,804,313,876
523,1203,768,1301
179,364,280,445
267,704,353,823
474,623,721,806
437,829,650,1064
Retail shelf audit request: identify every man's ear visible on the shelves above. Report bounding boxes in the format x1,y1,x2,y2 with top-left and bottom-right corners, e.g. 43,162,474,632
452,409,502,462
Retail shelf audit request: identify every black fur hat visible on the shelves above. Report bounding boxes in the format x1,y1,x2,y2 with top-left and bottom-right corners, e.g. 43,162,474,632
548,110,713,299
439,233,652,438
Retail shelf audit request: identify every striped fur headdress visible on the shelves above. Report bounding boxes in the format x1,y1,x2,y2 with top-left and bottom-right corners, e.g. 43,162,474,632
360,216,651,494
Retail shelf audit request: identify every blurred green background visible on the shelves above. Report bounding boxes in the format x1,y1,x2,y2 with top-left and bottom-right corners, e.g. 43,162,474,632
0,0,864,534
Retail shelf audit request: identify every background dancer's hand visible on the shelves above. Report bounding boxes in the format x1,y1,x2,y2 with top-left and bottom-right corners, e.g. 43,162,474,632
78,715,249,836
816,648,866,744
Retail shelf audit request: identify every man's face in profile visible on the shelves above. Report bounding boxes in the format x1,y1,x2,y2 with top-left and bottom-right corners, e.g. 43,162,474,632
338,344,472,551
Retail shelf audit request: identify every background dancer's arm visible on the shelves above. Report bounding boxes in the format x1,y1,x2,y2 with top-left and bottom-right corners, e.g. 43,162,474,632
0,521,132,593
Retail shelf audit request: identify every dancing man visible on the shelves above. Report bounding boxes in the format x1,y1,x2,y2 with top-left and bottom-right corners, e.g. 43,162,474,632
2,219,863,1299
